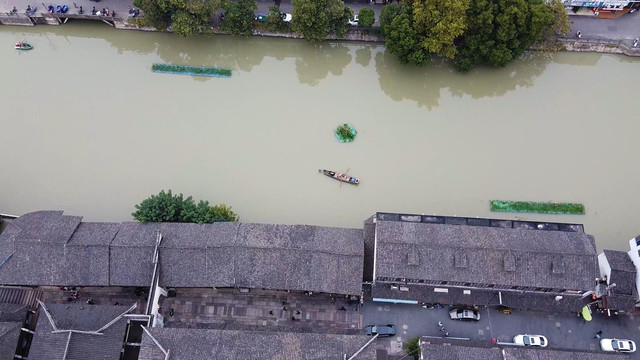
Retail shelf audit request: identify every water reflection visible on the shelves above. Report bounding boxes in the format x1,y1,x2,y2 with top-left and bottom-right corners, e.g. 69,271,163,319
355,45,374,67
294,42,352,86
375,51,552,108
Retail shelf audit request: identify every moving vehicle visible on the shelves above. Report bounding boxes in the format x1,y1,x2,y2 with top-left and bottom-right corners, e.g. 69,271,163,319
513,334,548,347
280,12,292,22
365,324,395,337
14,42,33,50
348,15,358,26
600,339,636,353
318,169,359,185
448,308,480,321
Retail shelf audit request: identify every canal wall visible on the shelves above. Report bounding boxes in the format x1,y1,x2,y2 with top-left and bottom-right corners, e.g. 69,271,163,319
1,13,638,57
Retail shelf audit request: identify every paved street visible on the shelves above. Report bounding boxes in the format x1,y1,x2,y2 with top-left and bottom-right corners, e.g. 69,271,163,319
362,301,640,357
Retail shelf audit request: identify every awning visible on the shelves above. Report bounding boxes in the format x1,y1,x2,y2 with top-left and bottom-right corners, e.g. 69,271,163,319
582,305,592,321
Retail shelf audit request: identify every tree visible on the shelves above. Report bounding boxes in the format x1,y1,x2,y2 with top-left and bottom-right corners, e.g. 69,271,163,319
132,190,239,224
171,10,201,36
220,0,258,36
404,336,421,360
357,8,375,30
379,3,408,35
134,0,220,35
410,0,469,59
384,13,429,66
455,0,559,71
534,0,570,51
291,0,351,41
266,5,288,32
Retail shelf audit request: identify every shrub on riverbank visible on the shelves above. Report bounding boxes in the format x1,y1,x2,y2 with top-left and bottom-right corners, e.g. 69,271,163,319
490,200,585,215
132,190,239,223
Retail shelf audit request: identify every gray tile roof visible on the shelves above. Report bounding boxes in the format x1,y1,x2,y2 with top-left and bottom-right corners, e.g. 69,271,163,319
602,250,636,296
139,327,376,360
375,220,598,290
0,303,28,322
0,322,21,360
0,211,364,295
28,303,134,360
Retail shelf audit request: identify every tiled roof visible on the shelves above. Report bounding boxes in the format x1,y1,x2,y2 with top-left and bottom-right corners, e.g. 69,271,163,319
375,219,598,290
28,303,135,360
0,322,21,360
139,327,376,360
0,211,364,295
602,250,636,296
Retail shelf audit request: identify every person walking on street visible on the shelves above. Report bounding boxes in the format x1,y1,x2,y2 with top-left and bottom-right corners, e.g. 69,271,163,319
438,321,443,327
594,330,602,339
634,38,638,47
576,31,582,39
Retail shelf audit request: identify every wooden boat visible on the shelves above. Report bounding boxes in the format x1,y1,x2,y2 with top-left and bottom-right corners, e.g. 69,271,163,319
318,169,359,185
14,42,33,50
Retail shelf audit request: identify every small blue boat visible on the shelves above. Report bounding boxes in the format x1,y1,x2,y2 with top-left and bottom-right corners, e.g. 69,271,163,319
61,4,68,13
55,5,61,13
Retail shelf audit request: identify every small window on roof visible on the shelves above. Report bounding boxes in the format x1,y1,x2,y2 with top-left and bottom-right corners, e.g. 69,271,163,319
455,252,467,268
408,251,419,266
552,257,565,274
504,253,516,272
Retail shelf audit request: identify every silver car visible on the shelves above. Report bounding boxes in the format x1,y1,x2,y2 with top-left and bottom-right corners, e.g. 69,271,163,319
449,308,480,321
600,338,636,353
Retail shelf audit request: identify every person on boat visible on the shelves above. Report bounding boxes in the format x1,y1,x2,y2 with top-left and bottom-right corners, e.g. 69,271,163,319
26,5,31,11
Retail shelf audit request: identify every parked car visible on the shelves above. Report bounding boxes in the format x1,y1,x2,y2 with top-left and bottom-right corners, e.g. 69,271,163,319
513,334,548,347
364,324,396,337
600,339,636,353
280,12,292,22
448,308,480,321
348,15,358,26
255,14,267,22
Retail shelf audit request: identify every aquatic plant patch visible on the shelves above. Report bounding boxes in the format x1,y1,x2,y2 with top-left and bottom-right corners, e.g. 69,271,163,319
490,200,585,215
335,123,357,143
151,63,232,77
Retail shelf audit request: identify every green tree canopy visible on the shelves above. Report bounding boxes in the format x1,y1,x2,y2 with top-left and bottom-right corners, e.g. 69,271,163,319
384,13,429,66
404,336,421,360
134,0,220,34
410,0,468,59
221,0,258,36
357,7,375,29
455,0,561,71
291,0,352,41
379,3,409,35
266,5,288,32
132,190,239,223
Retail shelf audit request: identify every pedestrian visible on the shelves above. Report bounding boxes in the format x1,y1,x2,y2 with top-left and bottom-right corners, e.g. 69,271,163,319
114,302,120,306
440,326,445,332
86,298,94,305
283,306,288,311
438,321,443,327
445,332,449,337
73,2,77,8
594,333,601,339
634,38,638,47
296,310,301,315
269,310,274,315
576,31,582,38
169,308,175,317
291,316,296,321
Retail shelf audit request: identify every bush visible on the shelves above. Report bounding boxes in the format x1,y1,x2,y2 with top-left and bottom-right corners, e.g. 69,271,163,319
404,336,420,359
490,200,585,215
132,190,239,223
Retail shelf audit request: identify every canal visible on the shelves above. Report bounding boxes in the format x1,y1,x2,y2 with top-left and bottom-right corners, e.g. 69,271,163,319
1,23,639,250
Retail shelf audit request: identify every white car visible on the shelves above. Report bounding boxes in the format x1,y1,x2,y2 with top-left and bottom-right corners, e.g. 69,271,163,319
348,15,358,26
600,338,636,353
513,334,548,347
281,12,292,22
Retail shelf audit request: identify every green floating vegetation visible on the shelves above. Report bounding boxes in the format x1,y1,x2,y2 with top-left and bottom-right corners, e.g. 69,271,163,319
151,63,232,78
490,200,585,215
335,123,357,143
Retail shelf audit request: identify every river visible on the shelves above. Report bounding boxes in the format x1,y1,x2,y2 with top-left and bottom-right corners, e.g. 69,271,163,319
1,23,639,250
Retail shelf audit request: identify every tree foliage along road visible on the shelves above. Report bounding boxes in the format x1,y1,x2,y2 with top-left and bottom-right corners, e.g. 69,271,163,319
221,0,258,36
455,0,566,71
291,0,352,41
134,0,221,36
357,8,375,30
381,0,568,70
132,190,239,223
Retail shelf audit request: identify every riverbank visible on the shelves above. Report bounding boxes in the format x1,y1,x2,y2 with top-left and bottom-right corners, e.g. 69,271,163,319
2,9,639,57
